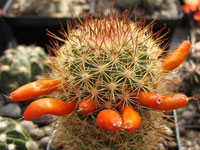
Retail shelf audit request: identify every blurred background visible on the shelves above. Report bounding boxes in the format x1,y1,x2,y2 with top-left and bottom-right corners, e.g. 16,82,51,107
0,0,199,150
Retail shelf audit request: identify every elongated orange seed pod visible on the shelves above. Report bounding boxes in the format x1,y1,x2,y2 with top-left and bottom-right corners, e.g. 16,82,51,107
96,109,122,131
134,91,188,111
133,91,161,108
10,79,62,101
162,40,191,72
119,105,141,132
24,98,77,121
78,97,97,114
154,93,188,111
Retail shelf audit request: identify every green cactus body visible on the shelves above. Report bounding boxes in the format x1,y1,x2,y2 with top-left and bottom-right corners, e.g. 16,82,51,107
0,117,38,150
46,12,175,150
0,45,49,93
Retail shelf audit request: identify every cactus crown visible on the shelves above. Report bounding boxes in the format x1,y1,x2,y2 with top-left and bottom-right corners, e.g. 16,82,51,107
49,11,168,106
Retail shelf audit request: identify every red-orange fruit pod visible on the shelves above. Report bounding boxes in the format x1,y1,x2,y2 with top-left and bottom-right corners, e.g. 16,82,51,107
181,4,197,13
194,12,200,21
96,109,122,131
162,40,191,72
120,105,141,132
10,79,62,101
133,91,161,108
24,98,77,121
78,97,97,114
154,93,188,111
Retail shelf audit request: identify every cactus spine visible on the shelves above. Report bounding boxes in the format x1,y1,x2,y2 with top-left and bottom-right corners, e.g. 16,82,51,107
46,11,176,150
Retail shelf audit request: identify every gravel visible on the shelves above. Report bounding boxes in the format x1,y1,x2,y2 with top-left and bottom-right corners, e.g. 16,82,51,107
0,103,21,118
180,130,200,150
177,100,200,150
177,101,200,125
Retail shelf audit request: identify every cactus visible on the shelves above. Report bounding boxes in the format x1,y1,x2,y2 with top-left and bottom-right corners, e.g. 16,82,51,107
45,12,186,149
9,10,190,150
0,116,38,150
0,45,48,93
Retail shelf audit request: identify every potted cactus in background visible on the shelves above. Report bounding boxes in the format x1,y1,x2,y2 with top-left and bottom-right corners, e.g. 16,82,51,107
9,9,191,150
0,45,49,93
0,116,38,150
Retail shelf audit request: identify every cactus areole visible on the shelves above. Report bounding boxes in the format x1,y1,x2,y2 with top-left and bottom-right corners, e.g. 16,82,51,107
10,10,191,149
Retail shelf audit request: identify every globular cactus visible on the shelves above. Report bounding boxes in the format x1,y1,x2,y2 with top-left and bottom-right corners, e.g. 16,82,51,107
0,45,48,93
10,10,191,150
0,116,38,150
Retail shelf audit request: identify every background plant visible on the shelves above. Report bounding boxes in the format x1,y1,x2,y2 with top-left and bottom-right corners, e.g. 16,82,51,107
0,45,49,93
0,116,38,150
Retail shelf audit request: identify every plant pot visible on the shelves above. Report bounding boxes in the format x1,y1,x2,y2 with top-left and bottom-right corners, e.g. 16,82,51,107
0,15,14,53
1,0,95,48
2,0,94,26
94,0,184,34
